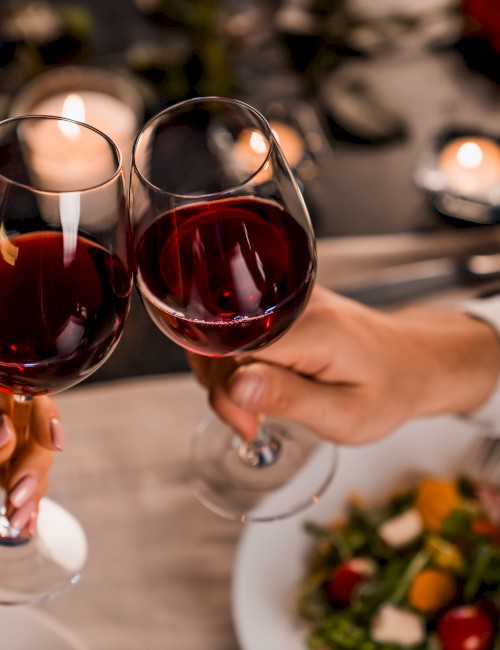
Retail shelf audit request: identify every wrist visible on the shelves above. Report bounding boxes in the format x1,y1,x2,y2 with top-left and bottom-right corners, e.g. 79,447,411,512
394,307,500,419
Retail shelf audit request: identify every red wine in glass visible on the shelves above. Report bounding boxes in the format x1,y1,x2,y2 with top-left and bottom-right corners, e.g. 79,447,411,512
135,197,315,356
0,231,130,395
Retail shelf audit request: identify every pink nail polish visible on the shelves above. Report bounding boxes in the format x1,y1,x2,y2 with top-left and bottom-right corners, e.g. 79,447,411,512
50,418,64,451
28,511,38,537
10,499,35,532
9,475,37,509
0,414,14,447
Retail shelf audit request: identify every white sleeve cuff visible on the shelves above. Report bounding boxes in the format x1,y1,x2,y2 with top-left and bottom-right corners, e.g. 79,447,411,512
457,295,500,429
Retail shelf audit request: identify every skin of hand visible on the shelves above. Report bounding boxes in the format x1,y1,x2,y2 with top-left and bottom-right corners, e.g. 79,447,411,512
188,285,500,445
0,394,64,536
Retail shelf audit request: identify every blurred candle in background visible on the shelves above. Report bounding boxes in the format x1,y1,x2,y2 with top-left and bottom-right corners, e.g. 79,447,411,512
232,120,306,184
269,121,305,169
24,107,111,191
10,66,143,183
439,136,500,196
232,126,270,183
31,90,137,172
16,112,121,233
10,67,142,231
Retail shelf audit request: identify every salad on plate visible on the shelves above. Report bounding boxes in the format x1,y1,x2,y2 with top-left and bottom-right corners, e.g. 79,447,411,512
297,476,500,650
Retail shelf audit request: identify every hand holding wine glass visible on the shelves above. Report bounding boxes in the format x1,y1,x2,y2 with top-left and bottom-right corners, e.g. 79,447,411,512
190,284,500,443
0,394,62,537
0,115,132,603
131,97,337,522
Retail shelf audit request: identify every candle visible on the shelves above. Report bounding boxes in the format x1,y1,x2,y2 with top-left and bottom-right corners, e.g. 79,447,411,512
10,66,143,229
31,90,138,173
232,127,271,183
232,120,305,184
23,111,113,191
268,121,305,169
10,66,143,181
439,136,500,197
17,113,121,231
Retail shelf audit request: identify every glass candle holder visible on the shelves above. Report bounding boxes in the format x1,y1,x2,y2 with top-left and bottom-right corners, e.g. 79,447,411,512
415,126,500,224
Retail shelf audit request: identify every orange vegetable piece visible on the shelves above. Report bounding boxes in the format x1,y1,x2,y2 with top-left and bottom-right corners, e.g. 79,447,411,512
414,479,461,531
408,568,456,613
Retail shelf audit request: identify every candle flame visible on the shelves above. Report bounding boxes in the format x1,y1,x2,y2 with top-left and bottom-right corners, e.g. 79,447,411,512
59,93,86,139
249,130,268,155
456,141,483,170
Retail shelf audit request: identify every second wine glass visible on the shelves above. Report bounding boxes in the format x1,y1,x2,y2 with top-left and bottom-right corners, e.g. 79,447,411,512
131,97,336,522
0,115,132,603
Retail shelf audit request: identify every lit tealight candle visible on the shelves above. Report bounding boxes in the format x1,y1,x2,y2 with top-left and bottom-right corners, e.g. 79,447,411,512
27,94,111,191
232,121,305,184
10,66,143,182
439,136,500,196
269,121,305,169
18,111,119,231
232,127,271,183
32,90,138,170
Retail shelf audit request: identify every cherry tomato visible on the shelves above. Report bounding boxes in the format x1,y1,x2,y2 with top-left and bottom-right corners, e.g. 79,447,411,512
472,518,500,544
326,558,373,608
437,605,495,650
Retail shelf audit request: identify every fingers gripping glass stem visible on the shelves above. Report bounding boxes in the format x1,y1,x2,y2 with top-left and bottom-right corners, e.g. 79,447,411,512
0,395,33,542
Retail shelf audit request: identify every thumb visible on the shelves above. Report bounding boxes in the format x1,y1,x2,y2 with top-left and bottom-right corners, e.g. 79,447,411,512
226,362,352,442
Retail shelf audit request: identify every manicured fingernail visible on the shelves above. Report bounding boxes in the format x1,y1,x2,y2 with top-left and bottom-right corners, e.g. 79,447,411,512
9,475,37,509
50,418,64,451
28,511,38,537
10,499,35,532
229,371,264,407
0,414,14,447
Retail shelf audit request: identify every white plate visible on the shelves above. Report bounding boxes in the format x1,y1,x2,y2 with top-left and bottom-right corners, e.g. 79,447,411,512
232,415,482,650
0,607,88,650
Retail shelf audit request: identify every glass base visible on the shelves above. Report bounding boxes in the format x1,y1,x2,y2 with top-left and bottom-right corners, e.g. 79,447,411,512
191,416,337,523
0,497,87,606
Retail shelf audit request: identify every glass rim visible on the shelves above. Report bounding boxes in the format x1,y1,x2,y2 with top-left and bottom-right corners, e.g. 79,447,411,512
131,96,277,200
0,114,124,195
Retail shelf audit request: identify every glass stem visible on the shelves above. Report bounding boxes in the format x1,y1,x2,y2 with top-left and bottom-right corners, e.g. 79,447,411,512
0,395,33,543
237,423,282,468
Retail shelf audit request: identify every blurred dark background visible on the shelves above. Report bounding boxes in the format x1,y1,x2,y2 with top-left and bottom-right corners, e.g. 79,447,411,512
2,0,500,384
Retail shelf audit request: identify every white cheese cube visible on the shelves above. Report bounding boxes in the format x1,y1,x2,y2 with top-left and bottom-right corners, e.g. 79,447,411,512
378,508,423,548
371,603,425,646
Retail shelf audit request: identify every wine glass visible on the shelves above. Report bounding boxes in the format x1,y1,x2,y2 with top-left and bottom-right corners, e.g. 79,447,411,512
131,97,336,522
0,115,132,603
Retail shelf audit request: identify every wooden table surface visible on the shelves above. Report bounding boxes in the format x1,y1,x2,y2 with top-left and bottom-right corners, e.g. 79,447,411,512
40,374,242,650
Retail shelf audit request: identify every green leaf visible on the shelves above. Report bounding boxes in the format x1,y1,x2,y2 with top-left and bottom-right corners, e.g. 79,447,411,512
297,566,333,622
388,549,431,607
464,543,500,601
304,522,352,562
